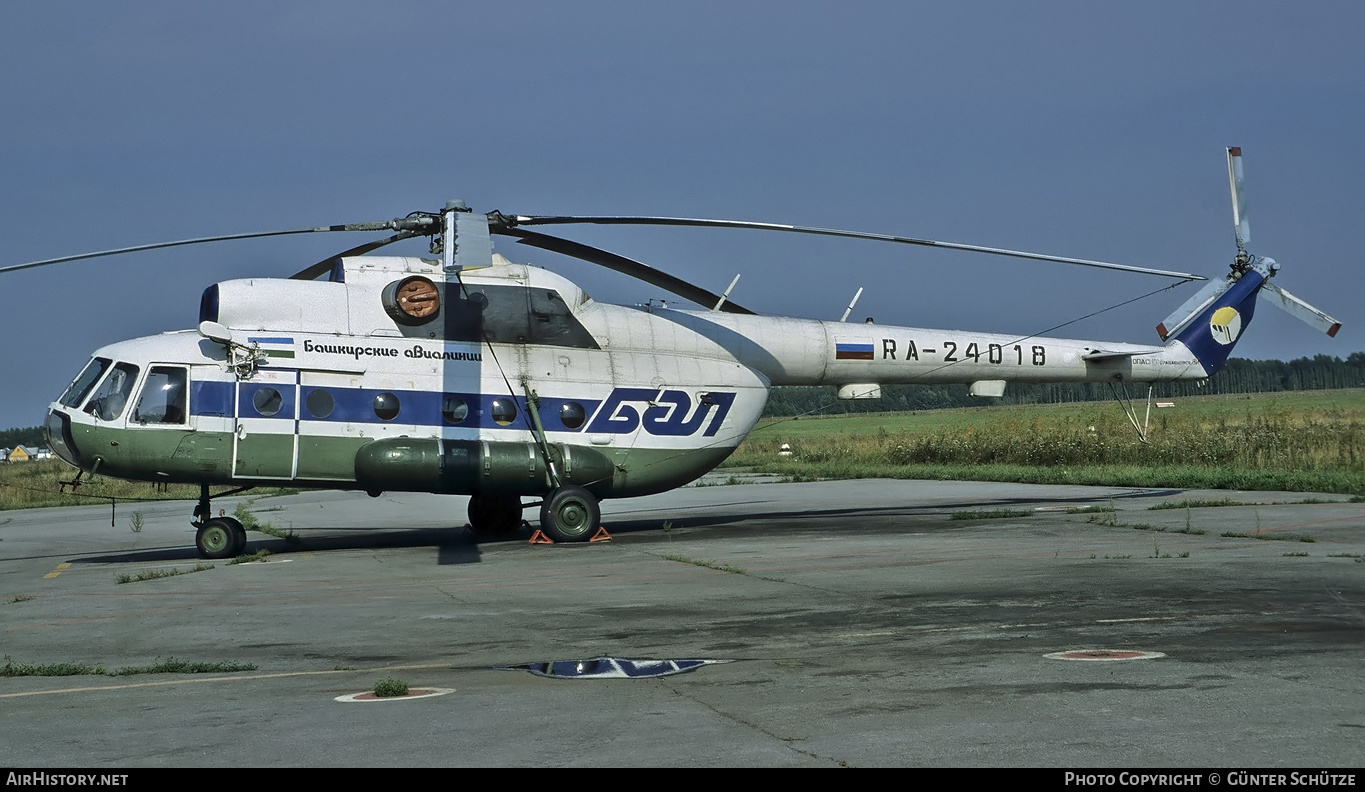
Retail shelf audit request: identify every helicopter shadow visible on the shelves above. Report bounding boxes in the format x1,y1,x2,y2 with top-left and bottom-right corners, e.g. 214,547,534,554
69,487,1185,564
601,487,1187,538
73,524,492,566
654,310,785,374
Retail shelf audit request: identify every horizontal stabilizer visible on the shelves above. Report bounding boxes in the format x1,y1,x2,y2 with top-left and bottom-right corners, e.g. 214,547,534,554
1083,347,1165,361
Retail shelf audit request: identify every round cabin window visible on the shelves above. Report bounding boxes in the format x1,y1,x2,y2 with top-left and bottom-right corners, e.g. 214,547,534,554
491,398,518,426
559,402,586,430
306,389,334,419
373,392,401,421
253,387,283,417
442,395,468,425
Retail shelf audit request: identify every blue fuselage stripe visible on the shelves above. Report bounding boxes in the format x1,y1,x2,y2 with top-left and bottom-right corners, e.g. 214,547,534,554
190,380,601,432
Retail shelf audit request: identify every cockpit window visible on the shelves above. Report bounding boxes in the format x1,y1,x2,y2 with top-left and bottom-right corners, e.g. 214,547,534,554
132,367,188,425
59,357,112,408
84,362,140,421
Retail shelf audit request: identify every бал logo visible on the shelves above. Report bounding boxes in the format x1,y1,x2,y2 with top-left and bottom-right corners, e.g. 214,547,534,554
1209,306,1242,346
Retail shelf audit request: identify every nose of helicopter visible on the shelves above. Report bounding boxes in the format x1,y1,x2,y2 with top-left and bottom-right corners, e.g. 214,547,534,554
43,408,82,468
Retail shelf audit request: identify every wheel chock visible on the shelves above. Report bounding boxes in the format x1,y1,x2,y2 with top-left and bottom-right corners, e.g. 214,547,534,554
528,528,611,544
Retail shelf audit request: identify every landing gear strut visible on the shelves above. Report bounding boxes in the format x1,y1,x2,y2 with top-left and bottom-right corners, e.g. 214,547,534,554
521,386,601,543
192,483,249,559
539,485,601,543
467,493,524,535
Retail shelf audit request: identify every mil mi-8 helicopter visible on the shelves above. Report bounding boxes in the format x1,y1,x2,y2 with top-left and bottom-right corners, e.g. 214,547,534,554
4,148,1340,558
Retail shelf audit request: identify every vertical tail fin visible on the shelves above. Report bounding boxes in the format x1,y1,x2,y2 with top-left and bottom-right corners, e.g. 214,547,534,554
1171,269,1264,376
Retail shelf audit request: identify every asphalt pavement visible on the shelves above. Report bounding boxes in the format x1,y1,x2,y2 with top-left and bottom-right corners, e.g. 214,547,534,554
1,476,1361,767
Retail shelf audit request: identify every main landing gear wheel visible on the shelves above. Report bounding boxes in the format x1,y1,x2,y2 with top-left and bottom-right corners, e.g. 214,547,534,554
196,517,246,559
224,516,247,556
467,494,524,535
539,485,601,543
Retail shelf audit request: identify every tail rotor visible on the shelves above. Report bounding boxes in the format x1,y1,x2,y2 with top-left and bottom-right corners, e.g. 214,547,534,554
1157,147,1340,345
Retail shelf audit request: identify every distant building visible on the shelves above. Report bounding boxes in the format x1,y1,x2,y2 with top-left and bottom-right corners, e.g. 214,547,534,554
2,446,50,462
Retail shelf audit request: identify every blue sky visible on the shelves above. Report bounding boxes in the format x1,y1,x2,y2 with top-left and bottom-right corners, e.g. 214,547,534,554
2,1,1361,430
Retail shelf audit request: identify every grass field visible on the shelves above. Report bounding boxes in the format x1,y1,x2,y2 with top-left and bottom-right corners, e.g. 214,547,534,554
726,389,1365,495
0,459,297,512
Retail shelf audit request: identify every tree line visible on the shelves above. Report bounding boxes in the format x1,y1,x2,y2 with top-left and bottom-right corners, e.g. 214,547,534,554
0,423,46,447
0,426,46,449
764,352,1365,416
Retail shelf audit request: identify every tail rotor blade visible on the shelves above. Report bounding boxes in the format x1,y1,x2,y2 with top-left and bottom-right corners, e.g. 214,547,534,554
1227,147,1251,254
1156,277,1233,340
1261,281,1342,336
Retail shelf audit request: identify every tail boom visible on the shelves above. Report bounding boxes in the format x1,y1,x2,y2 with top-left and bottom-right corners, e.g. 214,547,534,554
658,309,1212,388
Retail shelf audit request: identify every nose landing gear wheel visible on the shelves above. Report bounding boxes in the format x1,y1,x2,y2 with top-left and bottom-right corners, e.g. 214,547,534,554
196,517,246,559
539,486,601,543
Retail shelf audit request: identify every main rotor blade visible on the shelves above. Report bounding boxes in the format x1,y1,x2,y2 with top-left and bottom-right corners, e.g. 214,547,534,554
507,215,1207,281
1227,147,1250,253
1261,281,1341,337
289,231,419,280
497,228,756,314
0,217,437,276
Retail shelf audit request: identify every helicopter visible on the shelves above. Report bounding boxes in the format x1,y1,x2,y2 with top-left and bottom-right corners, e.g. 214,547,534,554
4,148,1341,559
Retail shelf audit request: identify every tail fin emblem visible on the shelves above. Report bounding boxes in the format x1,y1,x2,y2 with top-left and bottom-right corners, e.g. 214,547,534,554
1209,306,1242,345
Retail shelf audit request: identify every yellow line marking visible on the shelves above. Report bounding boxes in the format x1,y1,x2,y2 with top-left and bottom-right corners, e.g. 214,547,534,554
43,563,70,579
0,662,455,699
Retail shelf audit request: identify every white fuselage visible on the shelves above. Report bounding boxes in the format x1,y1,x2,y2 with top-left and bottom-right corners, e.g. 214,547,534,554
47,256,1209,494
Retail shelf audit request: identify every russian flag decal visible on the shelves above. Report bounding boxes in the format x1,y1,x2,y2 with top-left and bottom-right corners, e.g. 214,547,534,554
835,343,874,360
